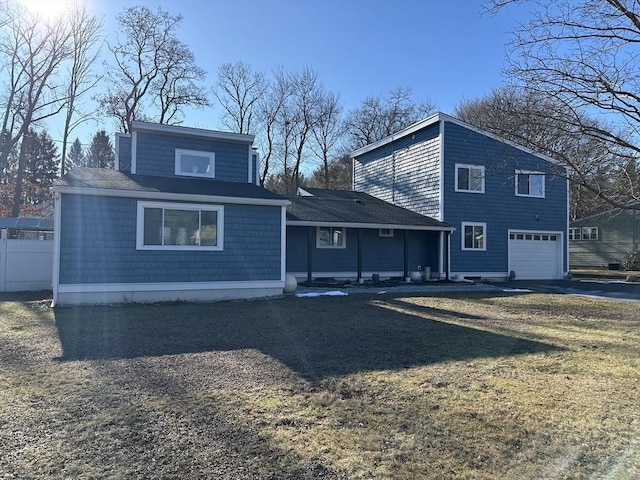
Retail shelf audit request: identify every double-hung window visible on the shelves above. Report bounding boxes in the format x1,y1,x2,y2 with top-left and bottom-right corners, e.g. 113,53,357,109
516,170,545,198
570,227,598,241
462,222,486,250
175,149,215,178
455,164,485,193
317,226,345,248
137,201,223,250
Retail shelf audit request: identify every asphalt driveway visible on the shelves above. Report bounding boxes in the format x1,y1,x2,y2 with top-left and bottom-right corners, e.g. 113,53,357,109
493,279,640,302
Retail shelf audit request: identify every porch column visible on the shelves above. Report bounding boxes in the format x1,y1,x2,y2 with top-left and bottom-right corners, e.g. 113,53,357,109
445,230,451,281
307,226,313,283
403,230,409,278
357,228,362,281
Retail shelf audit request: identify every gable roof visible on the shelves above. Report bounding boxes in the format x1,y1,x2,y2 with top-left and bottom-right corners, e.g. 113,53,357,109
351,112,559,166
570,201,640,224
54,168,289,206
286,188,453,231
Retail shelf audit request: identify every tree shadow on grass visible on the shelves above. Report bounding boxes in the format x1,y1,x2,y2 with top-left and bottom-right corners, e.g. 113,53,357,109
54,294,563,381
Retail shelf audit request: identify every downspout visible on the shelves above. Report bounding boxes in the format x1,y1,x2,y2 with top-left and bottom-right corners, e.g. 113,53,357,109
52,191,62,306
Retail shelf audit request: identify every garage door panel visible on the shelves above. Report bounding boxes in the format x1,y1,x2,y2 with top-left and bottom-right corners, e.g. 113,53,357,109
509,232,562,280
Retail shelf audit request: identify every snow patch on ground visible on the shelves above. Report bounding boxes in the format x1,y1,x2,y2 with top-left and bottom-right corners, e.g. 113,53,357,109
296,290,349,298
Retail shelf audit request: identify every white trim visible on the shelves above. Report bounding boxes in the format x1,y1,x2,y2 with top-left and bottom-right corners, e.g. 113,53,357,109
455,163,485,194
136,201,224,251
566,176,570,274
316,226,346,249
438,121,445,222
515,170,545,198
53,185,291,207
57,280,282,293
287,220,453,232
280,206,287,282
289,271,405,280
55,280,284,305
449,271,507,280
439,231,444,274
52,192,62,306
248,146,252,184
461,222,487,251
174,148,216,178
255,150,261,186
131,120,255,144
131,131,137,174
0,229,6,292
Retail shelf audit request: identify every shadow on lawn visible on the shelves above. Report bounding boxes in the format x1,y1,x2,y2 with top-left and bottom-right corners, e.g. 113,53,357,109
54,294,562,381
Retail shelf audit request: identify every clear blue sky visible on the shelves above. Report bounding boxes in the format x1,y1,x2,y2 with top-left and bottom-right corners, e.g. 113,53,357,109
65,0,530,142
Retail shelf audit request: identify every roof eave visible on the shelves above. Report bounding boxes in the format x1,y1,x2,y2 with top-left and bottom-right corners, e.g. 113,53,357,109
286,220,454,231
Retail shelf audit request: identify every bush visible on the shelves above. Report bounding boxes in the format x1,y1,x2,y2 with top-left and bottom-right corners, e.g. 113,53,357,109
622,249,640,271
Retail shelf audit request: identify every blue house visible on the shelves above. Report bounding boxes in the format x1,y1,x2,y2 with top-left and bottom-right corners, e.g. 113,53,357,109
52,121,290,305
352,113,569,280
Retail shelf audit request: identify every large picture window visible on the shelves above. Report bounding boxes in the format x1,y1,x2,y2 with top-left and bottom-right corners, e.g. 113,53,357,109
175,149,215,178
462,222,486,250
317,226,345,248
137,201,223,250
516,170,545,198
455,164,485,193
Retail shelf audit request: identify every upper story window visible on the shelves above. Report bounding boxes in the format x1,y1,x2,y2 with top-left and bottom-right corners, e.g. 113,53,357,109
455,164,485,193
516,170,545,198
379,228,394,237
317,226,345,248
136,201,223,251
462,222,486,250
175,149,215,178
569,227,598,241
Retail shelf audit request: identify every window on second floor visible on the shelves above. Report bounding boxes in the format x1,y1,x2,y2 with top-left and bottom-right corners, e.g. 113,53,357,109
175,149,215,178
516,170,545,198
455,164,485,193
317,227,345,248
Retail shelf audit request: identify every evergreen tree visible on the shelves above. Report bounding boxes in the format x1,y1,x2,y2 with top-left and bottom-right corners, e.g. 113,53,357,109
66,138,86,170
23,129,59,187
86,130,115,168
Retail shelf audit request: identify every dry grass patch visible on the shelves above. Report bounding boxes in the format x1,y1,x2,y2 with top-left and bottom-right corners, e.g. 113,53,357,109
0,291,638,479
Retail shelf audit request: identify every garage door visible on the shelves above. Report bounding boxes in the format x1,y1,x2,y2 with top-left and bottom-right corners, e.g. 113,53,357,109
508,231,563,280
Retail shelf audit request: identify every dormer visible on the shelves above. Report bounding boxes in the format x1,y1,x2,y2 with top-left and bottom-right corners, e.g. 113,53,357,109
115,121,260,185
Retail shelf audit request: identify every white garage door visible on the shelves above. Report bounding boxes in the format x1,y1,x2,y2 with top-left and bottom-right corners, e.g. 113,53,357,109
508,231,563,280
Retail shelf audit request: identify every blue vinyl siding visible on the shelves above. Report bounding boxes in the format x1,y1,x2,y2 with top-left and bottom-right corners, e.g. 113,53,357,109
134,132,250,183
59,194,282,284
286,226,439,276
442,121,568,273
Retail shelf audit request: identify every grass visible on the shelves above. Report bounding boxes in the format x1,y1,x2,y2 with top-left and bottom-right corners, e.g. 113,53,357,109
0,291,639,479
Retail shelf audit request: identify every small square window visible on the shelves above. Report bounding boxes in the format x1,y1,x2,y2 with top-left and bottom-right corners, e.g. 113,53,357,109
456,164,485,193
462,222,486,250
379,228,394,237
317,227,346,248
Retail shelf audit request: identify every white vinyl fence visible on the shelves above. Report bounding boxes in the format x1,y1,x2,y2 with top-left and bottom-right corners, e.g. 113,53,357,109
0,228,54,292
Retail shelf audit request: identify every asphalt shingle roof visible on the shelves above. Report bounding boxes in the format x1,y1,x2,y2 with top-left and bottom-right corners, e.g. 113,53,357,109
55,168,287,202
286,188,452,230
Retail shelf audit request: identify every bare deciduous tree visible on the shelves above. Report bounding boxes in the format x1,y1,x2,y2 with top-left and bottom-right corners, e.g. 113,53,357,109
344,86,435,149
98,5,208,133
488,0,640,211
60,0,102,176
310,91,344,189
215,61,267,134
0,1,74,215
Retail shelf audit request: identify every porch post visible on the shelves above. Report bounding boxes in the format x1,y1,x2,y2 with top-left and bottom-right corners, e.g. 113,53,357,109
357,228,362,281
403,230,409,278
307,226,313,283
445,230,451,281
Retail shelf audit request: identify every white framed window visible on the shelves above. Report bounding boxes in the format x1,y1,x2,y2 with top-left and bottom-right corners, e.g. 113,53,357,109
516,170,545,198
136,201,223,250
462,222,486,251
317,226,346,248
570,226,598,241
455,164,485,193
379,228,394,237
175,149,215,178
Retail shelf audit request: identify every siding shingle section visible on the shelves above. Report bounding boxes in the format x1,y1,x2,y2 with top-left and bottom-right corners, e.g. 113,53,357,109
354,123,441,218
